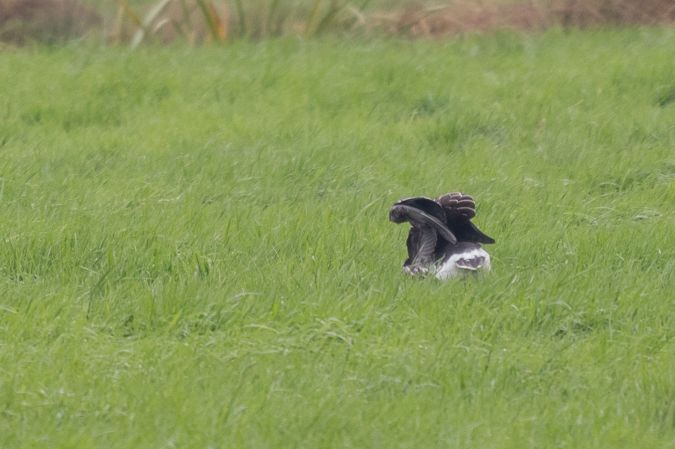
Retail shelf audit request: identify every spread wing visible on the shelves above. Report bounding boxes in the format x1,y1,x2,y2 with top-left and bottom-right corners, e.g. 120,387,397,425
394,197,448,222
389,198,457,244
445,218,495,244
437,192,495,244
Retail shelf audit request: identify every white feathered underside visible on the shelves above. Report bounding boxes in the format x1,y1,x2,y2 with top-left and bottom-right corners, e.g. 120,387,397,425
433,247,491,280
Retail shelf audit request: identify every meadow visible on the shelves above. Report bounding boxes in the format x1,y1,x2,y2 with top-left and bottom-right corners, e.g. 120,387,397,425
0,29,674,448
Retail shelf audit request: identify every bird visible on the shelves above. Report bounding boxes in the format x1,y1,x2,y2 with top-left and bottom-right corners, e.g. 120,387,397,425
389,192,495,280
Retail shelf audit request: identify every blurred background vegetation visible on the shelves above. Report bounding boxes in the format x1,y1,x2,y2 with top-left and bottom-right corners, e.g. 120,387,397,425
1,0,674,46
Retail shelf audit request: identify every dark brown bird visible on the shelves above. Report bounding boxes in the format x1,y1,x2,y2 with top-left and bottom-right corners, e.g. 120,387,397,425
389,192,495,279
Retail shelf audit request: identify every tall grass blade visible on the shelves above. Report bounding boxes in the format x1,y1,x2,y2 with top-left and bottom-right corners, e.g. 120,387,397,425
314,0,346,35
345,5,365,30
195,0,226,42
175,0,198,45
115,0,144,28
179,0,193,26
207,2,227,41
232,0,247,37
169,18,187,40
265,0,281,37
111,4,125,44
153,18,171,33
130,0,174,49
305,0,324,37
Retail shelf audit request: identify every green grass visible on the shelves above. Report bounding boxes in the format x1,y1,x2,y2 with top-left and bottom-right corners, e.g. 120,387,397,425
1,29,674,448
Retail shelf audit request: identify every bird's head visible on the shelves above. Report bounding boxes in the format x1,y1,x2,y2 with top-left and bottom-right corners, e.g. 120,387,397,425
388,205,408,224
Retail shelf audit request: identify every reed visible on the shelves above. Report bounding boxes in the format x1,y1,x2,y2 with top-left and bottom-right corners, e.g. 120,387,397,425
1,1,674,45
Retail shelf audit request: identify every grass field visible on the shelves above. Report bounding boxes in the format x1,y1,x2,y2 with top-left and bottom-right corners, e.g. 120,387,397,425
1,29,674,448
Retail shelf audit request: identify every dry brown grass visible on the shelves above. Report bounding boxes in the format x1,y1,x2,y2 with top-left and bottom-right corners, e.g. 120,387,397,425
552,0,675,27
369,0,675,38
0,0,101,44
1,0,674,44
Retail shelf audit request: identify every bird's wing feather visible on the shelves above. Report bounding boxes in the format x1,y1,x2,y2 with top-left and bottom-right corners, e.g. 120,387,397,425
437,192,476,219
390,204,457,244
445,215,496,244
437,192,495,244
412,226,437,267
